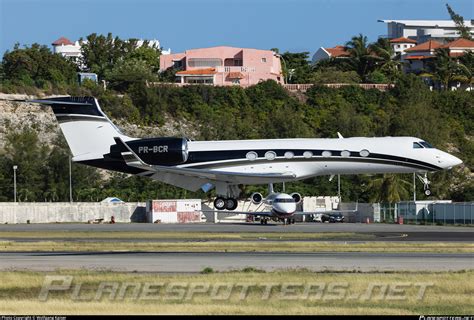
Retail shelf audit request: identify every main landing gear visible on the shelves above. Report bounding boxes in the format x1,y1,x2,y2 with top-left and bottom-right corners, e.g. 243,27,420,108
214,196,238,211
417,173,432,196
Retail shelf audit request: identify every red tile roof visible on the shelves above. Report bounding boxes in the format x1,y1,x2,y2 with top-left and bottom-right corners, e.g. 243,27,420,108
176,68,216,75
52,37,74,46
441,38,474,48
405,40,443,52
404,55,434,60
325,45,350,58
390,37,417,44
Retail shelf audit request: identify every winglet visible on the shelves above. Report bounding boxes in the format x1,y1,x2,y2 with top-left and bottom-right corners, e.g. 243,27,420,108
337,132,344,139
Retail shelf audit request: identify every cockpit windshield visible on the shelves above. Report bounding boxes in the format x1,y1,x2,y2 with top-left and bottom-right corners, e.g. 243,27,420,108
419,141,434,148
413,141,434,149
274,198,295,203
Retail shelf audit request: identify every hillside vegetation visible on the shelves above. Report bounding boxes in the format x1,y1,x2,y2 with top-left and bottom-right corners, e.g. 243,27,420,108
0,31,472,202
0,79,472,202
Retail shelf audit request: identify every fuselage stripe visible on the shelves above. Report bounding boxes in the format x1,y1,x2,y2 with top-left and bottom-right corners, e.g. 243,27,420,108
181,149,441,171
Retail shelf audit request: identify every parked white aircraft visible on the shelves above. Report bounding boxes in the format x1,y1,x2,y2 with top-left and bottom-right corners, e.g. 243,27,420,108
31,97,463,222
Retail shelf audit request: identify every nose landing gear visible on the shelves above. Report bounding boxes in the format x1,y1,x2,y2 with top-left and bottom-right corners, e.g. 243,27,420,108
416,173,432,196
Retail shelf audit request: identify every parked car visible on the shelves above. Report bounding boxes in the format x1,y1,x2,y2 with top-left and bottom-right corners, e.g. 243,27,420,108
310,212,345,223
318,213,345,223
328,213,345,223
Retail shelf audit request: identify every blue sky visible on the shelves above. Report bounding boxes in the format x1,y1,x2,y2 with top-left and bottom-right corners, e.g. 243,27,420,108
1,0,472,56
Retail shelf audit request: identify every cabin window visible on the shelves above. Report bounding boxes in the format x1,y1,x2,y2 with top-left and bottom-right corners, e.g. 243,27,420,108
265,151,276,160
246,151,258,161
341,150,351,157
359,149,370,157
284,151,294,159
413,142,424,149
322,151,332,157
303,151,313,158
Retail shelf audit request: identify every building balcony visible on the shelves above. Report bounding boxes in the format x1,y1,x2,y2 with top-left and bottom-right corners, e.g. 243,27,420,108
216,66,256,73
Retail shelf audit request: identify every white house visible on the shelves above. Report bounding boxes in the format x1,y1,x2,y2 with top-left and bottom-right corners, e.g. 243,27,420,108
52,37,82,62
378,19,474,43
389,37,417,55
312,45,350,64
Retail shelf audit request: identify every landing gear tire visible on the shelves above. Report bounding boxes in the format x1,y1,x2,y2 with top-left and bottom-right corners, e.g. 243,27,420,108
214,197,227,210
225,198,238,211
424,189,431,196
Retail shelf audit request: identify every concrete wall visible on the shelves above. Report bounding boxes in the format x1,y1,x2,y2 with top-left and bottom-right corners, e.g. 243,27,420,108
0,202,146,224
339,202,380,223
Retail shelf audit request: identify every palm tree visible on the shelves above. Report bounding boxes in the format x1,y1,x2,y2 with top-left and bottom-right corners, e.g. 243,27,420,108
345,34,374,80
368,38,401,81
428,48,470,90
459,51,474,88
367,174,412,203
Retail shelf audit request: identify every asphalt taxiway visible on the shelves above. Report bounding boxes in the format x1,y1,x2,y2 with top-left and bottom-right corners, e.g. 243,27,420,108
1,223,472,273
0,223,472,242
0,251,472,272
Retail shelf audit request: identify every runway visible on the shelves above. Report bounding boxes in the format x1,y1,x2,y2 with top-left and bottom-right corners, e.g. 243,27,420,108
1,251,472,272
0,223,472,241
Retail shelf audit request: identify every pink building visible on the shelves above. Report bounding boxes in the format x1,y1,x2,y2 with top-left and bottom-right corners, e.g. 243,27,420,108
159,46,284,86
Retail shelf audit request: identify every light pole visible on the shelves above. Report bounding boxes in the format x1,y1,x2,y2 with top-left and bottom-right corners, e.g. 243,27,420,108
413,172,416,202
337,174,341,202
69,155,73,203
13,165,17,203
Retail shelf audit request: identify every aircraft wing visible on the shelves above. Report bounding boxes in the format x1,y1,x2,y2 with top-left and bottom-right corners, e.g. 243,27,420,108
199,203,358,217
114,137,297,184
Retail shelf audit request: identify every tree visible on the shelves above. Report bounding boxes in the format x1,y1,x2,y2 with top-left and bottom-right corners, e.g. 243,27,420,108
124,44,161,73
106,58,157,91
80,33,161,86
310,68,361,84
80,33,121,79
446,4,472,40
428,48,470,90
368,37,401,81
280,52,312,83
459,51,474,86
2,43,77,88
345,34,375,80
367,174,412,203
3,127,49,201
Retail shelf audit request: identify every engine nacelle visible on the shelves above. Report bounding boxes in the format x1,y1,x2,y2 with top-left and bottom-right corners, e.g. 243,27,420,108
110,137,188,165
290,192,302,204
250,192,263,204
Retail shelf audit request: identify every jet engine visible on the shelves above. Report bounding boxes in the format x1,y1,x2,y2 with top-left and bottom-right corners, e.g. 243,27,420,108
109,137,188,165
290,192,302,204
250,192,263,204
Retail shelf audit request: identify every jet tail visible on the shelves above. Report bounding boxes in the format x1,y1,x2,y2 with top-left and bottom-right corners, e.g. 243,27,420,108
29,96,131,161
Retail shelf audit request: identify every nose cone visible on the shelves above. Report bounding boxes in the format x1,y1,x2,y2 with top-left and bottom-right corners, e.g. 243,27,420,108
442,154,463,169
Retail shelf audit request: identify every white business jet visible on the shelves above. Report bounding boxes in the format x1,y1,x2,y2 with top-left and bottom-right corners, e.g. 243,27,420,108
31,97,462,223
